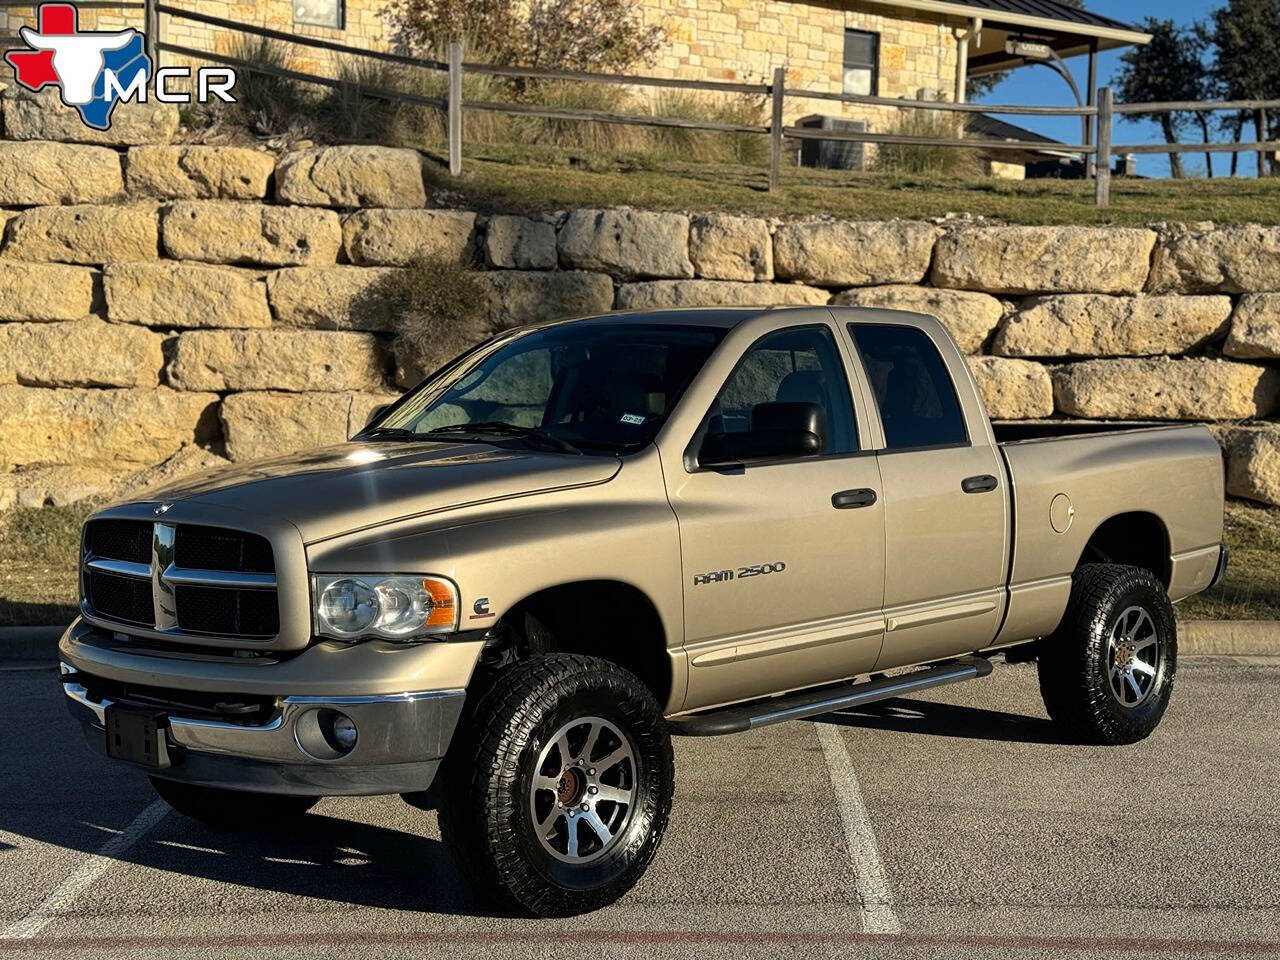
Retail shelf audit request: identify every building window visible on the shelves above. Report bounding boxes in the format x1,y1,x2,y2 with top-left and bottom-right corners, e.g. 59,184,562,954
843,29,879,97
294,0,343,28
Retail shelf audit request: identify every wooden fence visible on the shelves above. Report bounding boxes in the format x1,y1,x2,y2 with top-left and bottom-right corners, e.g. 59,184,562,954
5,0,1280,207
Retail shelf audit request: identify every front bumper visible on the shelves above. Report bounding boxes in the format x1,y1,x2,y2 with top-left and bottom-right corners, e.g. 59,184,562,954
61,664,466,797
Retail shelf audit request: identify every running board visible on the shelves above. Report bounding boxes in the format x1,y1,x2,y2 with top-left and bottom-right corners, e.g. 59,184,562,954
668,656,993,737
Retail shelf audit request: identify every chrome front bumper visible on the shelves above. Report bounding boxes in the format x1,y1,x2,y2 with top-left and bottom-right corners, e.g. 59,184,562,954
62,664,466,796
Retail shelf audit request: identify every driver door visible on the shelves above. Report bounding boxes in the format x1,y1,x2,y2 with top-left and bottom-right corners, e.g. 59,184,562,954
664,323,886,712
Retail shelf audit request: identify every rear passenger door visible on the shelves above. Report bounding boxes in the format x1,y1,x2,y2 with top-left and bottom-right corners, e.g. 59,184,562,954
845,322,1009,670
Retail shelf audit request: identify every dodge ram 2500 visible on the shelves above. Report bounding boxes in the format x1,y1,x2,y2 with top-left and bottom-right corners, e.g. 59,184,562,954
60,305,1226,916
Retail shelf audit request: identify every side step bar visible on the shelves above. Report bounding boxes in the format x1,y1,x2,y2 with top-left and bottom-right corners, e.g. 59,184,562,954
668,656,993,737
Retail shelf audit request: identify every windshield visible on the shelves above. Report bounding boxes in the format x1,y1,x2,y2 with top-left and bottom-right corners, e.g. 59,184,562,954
365,322,727,454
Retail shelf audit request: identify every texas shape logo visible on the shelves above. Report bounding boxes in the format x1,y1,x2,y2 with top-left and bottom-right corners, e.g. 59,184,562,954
4,3,150,130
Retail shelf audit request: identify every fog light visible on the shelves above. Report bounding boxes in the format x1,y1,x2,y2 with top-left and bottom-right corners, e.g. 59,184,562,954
295,708,360,760
328,713,358,752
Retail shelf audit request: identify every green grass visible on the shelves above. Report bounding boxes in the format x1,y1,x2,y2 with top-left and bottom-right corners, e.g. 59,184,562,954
1,498,1276,627
423,145,1280,224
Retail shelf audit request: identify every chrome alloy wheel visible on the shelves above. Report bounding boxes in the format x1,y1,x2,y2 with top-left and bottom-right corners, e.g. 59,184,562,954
528,716,637,864
1106,606,1159,708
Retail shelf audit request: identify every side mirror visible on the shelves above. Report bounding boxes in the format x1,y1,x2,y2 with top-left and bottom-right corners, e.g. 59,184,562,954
363,404,390,430
698,402,827,468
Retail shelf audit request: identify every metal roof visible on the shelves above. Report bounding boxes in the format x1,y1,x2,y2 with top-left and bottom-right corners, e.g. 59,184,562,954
967,112,1060,145
950,0,1140,34
860,0,1151,49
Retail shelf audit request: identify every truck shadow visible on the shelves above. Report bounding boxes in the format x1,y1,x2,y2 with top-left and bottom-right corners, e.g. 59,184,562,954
0,685,506,918
818,696,1077,745
6,798,507,918
115,807,506,917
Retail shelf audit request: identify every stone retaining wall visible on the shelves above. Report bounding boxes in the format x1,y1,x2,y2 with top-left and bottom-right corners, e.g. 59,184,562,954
0,91,1278,508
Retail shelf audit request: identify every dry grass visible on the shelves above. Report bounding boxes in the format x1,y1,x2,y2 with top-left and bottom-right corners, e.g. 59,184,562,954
0,501,96,627
383,256,490,384
873,110,982,178
641,91,769,166
2,498,1276,627
1179,500,1280,622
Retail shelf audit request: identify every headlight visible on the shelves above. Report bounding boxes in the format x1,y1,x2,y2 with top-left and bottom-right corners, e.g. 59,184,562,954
312,574,459,642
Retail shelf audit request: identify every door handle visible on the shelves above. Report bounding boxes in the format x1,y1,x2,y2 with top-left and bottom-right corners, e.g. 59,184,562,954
832,488,878,509
962,474,999,494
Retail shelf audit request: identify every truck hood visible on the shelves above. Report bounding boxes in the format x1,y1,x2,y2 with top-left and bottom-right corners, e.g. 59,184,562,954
137,441,622,543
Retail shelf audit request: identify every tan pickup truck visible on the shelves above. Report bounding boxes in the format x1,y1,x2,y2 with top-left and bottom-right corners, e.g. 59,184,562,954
59,305,1226,916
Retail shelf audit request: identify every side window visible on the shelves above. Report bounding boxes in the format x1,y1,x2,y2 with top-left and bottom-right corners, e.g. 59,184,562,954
849,324,968,450
706,326,858,456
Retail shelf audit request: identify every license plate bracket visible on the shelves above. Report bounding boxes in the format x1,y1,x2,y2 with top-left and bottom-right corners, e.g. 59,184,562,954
104,706,172,769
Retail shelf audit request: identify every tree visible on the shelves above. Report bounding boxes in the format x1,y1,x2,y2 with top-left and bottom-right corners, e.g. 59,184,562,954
391,0,666,74
1210,0,1280,176
1114,18,1213,178
965,0,1084,101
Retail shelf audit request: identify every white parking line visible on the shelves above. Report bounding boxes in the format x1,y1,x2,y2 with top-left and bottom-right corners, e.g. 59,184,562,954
0,799,170,941
814,722,901,935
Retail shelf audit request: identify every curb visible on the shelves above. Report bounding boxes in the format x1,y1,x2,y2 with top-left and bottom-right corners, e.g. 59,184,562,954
1177,620,1280,657
1,620,1276,663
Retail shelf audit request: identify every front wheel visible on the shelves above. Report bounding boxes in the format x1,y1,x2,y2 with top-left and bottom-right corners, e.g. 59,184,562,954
437,654,675,917
149,777,319,828
1037,563,1177,745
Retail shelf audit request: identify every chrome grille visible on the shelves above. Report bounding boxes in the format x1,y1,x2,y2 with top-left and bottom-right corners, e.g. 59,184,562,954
81,519,279,642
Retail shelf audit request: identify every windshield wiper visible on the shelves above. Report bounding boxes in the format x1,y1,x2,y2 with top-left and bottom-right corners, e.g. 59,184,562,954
358,426,424,442
425,421,583,456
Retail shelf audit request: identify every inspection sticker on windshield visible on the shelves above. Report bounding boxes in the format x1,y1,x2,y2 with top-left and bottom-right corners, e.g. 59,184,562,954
619,413,646,425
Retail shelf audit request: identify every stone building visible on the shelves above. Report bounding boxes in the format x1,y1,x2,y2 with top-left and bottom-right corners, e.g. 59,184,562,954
4,0,1148,101
2,0,1148,173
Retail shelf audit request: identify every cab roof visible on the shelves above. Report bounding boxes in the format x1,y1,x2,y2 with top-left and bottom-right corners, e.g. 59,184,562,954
557,305,935,330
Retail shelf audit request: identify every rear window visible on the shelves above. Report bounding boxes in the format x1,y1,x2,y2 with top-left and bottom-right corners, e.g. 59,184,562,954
849,324,968,451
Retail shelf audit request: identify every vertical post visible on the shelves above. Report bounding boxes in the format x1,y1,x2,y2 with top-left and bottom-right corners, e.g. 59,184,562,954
448,40,463,178
1084,40,1098,172
768,66,785,193
955,17,979,104
1095,86,1113,208
144,0,158,68
1262,108,1271,177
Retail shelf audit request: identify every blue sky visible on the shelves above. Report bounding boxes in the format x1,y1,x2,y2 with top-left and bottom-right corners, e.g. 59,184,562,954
972,0,1225,177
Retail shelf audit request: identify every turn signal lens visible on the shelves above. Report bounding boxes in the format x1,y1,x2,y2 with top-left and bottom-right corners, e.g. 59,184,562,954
422,578,456,629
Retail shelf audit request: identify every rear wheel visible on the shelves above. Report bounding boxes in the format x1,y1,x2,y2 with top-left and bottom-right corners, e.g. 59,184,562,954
1038,563,1177,745
149,777,319,828
437,654,674,917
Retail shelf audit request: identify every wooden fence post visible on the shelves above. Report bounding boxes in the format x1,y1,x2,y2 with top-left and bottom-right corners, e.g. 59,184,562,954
144,0,158,68
448,40,463,177
768,66,785,193
1095,86,1112,208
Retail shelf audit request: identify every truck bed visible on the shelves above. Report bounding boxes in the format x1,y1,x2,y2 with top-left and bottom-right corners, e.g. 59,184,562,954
991,421,1225,647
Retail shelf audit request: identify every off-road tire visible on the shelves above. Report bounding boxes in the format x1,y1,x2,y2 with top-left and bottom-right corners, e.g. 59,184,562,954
1037,563,1177,745
436,654,675,917
149,777,319,827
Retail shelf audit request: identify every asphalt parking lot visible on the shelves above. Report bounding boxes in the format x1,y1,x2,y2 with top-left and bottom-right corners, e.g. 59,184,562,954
2,655,1279,959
